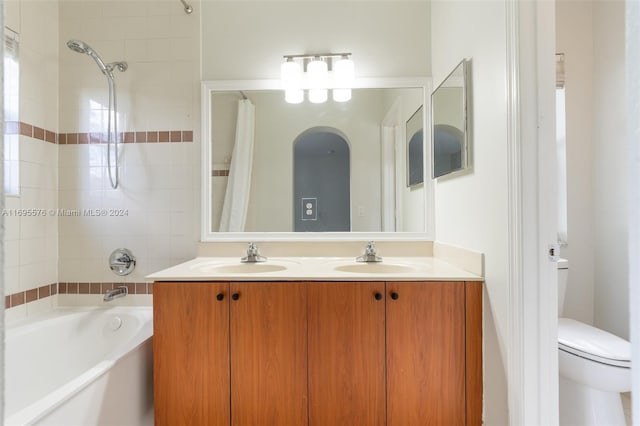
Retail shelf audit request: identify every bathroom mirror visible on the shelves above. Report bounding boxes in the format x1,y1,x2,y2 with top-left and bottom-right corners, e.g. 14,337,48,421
431,59,470,179
201,78,432,241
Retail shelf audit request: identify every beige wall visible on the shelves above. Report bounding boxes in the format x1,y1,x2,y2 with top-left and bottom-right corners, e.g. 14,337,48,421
556,0,629,340
201,0,431,80
556,0,596,325
431,1,509,423
592,0,628,339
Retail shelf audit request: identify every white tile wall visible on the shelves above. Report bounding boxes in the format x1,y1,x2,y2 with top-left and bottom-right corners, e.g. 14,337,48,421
4,0,59,319
57,0,201,285
5,0,201,318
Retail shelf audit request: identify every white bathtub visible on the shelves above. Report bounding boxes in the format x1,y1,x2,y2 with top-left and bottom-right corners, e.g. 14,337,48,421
5,306,153,426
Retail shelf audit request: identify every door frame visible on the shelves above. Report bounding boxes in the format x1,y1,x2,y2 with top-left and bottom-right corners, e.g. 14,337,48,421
507,0,559,424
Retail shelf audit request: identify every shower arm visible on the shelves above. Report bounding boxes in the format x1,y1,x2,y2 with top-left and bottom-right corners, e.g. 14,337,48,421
179,0,193,14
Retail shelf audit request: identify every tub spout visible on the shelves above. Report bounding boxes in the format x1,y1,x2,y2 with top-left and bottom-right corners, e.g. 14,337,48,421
104,286,128,302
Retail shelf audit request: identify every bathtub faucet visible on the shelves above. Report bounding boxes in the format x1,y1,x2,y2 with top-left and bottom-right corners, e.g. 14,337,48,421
104,286,128,302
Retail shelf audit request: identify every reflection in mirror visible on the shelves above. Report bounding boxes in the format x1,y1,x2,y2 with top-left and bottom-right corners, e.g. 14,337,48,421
431,59,469,178
204,81,429,236
406,105,424,187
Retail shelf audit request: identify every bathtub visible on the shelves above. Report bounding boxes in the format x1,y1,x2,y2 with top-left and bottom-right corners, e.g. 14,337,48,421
5,306,153,426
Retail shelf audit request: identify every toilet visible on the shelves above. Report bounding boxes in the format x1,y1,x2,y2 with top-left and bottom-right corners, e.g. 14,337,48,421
557,259,631,425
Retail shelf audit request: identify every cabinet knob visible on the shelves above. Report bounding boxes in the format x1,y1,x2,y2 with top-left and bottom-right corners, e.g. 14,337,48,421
391,292,399,300
216,293,224,301
232,293,240,301
374,292,383,300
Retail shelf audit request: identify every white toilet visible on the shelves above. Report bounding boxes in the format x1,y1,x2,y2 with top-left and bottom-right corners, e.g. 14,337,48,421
557,259,632,425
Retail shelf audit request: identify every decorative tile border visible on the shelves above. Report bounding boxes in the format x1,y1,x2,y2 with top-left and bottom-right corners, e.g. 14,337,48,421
5,121,193,144
58,282,153,295
4,282,153,309
5,283,58,309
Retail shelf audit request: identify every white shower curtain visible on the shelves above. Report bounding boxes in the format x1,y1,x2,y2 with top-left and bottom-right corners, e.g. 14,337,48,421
219,99,255,232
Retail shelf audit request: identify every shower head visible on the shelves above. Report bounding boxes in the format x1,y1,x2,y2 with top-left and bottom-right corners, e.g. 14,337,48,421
66,39,110,75
67,39,89,54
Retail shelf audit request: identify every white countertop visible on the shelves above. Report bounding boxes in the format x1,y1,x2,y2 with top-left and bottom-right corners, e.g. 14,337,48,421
146,256,483,282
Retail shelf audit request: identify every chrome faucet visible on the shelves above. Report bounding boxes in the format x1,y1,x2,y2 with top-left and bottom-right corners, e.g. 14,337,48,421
104,286,128,302
241,242,267,263
356,241,382,263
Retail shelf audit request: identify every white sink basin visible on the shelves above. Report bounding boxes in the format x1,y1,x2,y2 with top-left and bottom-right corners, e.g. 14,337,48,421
333,262,417,274
190,259,297,274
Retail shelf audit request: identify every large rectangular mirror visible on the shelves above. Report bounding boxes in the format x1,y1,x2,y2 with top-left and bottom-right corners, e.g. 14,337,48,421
431,59,470,179
201,78,432,240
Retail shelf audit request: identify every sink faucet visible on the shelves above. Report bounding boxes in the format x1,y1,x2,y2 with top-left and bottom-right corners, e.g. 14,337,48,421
104,285,128,302
241,242,267,263
356,241,382,263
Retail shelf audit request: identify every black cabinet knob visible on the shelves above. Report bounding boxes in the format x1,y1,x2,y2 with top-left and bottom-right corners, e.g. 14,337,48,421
232,293,240,301
374,292,383,300
216,293,224,301
391,292,399,300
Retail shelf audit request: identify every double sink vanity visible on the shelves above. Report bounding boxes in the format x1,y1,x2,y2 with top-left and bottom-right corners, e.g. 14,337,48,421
148,241,484,426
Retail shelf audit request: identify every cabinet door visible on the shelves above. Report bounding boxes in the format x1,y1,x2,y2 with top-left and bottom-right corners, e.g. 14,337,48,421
386,281,466,426
230,282,308,426
153,282,230,426
308,282,386,426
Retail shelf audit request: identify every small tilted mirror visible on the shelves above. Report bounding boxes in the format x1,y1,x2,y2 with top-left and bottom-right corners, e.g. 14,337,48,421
431,59,470,179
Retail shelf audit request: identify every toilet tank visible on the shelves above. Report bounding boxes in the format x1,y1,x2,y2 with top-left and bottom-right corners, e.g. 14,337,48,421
558,258,568,317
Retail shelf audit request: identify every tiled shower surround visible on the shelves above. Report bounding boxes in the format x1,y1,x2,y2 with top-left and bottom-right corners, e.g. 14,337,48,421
5,0,201,321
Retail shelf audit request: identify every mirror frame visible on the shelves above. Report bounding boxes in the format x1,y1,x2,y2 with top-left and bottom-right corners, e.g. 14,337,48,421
431,59,471,179
201,77,434,242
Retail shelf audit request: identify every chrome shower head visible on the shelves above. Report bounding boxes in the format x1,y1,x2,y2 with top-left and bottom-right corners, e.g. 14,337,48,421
67,39,89,54
67,39,110,75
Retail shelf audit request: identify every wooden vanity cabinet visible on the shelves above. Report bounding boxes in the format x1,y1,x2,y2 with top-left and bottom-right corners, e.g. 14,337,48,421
153,282,307,426
153,282,230,426
153,280,483,426
308,282,386,426
386,281,466,426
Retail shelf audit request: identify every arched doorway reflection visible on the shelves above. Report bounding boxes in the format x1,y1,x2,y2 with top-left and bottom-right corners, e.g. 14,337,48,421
293,128,351,232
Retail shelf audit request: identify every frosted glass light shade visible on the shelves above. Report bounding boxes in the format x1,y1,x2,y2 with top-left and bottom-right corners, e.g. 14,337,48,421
333,57,355,87
281,59,303,104
281,60,302,86
332,88,352,102
307,58,328,88
309,88,328,104
285,89,304,104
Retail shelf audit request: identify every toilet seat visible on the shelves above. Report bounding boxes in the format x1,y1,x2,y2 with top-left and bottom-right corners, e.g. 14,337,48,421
558,318,631,368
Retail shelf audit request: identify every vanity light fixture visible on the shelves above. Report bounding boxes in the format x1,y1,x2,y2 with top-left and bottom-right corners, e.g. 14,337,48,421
280,53,354,104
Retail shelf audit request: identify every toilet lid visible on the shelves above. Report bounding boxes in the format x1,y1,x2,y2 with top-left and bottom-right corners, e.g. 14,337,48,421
558,318,631,368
